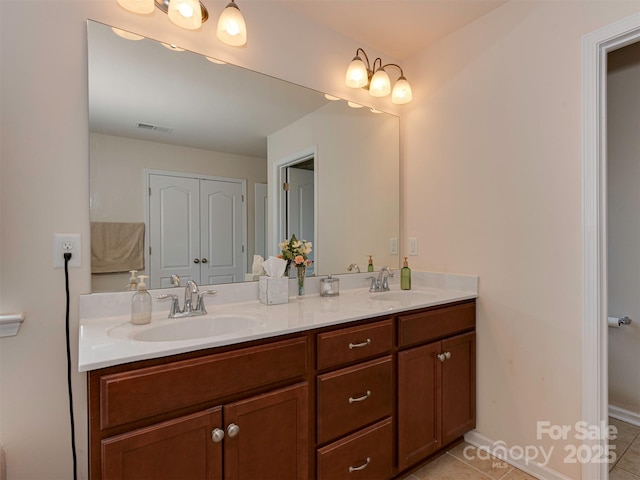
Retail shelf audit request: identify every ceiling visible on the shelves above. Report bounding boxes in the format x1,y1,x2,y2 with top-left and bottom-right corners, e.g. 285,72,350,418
274,0,508,61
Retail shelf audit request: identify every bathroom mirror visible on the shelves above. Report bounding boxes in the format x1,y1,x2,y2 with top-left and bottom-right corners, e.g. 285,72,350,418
88,20,400,292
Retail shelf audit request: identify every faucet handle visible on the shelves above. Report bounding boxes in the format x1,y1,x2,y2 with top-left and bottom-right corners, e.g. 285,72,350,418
195,290,217,314
157,294,180,317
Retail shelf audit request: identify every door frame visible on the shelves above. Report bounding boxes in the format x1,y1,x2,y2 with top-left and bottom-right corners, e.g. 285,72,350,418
145,169,248,285
581,13,640,480
269,146,318,263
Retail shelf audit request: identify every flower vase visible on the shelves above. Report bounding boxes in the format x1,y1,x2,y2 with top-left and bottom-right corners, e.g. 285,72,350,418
296,265,306,297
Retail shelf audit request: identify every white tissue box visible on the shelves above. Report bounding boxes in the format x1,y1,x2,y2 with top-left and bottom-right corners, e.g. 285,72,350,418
259,277,289,305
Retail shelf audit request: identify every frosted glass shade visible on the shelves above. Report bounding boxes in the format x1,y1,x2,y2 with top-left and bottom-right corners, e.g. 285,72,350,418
217,2,247,46
345,57,369,88
391,77,413,104
369,68,391,97
116,0,154,14
168,0,202,30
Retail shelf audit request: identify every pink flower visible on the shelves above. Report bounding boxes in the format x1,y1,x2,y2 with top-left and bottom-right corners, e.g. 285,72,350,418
294,255,304,265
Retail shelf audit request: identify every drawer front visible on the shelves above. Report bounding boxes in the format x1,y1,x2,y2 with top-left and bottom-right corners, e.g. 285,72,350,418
100,336,308,430
398,301,475,348
317,418,393,480
317,319,393,371
317,356,393,444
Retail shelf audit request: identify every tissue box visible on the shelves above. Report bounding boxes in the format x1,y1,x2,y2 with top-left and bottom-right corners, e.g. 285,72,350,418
259,277,289,305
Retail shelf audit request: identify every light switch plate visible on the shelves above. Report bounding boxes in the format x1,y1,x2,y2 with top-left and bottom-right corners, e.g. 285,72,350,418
408,237,418,256
390,237,398,255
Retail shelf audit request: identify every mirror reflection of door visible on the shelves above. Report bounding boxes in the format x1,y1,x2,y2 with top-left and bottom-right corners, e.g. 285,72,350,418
148,172,246,288
254,183,268,261
285,159,315,275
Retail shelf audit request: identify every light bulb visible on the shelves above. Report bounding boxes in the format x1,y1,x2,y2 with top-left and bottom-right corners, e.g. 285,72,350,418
116,0,154,15
168,0,202,30
369,68,391,97
391,76,413,104
345,56,369,88
217,2,247,47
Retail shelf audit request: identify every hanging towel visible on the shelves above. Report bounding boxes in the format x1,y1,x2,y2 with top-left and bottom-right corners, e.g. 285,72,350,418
91,222,145,274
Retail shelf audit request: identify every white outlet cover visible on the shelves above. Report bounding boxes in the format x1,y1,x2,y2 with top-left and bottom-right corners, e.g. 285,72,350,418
408,237,418,256
53,234,81,268
390,237,398,255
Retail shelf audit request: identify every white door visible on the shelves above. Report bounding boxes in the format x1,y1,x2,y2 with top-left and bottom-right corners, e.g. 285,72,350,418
254,183,268,261
200,179,245,285
288,167,315,275
148,174,200,289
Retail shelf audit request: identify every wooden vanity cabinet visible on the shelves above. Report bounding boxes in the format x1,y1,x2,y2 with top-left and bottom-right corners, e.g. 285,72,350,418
397,302,476,471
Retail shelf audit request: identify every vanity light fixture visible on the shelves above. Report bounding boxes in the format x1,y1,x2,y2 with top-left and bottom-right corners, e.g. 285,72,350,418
116,0,248,47
345,48,413,105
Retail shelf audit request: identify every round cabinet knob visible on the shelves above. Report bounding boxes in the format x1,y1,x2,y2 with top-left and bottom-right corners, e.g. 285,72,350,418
444,351,451,360
201,258,208,264
437,353,446,362
211,428,225,443
227,423,240,438
194,258,200,264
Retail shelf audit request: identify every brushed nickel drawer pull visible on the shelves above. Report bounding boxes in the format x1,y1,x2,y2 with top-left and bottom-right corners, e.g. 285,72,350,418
348,339,371,349
348,390,371,404
348,457,371,473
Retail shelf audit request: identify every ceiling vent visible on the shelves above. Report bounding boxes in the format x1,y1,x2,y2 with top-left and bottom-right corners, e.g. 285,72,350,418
136,122,173,134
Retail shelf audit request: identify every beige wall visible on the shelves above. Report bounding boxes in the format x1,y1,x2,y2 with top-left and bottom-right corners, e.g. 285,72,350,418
89,133,266,292
0,2,396,479
403,1,639,477
607,42,640,416
268,101,400,274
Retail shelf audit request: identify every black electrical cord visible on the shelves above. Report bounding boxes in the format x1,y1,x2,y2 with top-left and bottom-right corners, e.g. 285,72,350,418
64,252,78,480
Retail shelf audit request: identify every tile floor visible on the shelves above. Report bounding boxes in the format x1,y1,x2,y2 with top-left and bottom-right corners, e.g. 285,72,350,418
399,418,640,480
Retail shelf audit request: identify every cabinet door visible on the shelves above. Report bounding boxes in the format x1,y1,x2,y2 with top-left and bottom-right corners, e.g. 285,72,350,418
397,342,442,470
101,407,223,480
223,382,309,480
441,332,476,445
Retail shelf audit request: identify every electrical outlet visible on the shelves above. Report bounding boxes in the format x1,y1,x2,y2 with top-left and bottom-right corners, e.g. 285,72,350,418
408,237,418,256
53,234,81,268
390,237,398,255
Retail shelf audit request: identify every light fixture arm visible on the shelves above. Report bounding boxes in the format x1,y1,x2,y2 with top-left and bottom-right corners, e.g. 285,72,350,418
380,63,405,80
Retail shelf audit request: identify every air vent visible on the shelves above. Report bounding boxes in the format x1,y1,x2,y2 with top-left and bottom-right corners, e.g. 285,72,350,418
136,122,173,134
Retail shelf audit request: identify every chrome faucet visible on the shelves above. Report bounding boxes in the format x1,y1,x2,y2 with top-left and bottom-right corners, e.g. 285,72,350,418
347,263,361,273
369,266,394,292
158,280,217,318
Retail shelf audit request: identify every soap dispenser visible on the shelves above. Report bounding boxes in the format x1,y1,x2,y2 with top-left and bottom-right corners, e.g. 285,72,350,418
131,275,151,325
401,257,412,290
367,255,374,272
126,270,138,291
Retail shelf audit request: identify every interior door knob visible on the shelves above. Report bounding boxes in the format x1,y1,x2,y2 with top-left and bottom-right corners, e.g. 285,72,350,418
201,258,208,263
194,258,200,264
227,423,240,438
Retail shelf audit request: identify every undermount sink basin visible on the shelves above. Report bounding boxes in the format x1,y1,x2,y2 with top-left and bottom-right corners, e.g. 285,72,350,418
367,290,437,303
125,314,262,342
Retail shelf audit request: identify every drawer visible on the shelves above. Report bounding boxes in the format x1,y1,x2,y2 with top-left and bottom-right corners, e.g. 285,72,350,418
398,301,475,348
317,319,393,370
317,418,393,480
100,336,308,430
317,356,392,444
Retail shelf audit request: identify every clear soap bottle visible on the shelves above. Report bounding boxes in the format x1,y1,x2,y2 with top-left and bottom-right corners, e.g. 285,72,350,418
401,257,412,290
367,255,374,272
126,270,138,291
131,275,151,325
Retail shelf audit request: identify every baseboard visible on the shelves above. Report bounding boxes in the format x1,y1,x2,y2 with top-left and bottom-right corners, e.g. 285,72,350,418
463,430,574,480
609,404,640,427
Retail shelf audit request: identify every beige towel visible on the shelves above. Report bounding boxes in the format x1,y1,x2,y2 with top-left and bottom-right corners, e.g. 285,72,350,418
91,222,145,274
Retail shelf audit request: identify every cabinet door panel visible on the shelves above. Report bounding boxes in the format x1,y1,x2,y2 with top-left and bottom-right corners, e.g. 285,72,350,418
224,382,309,480
442,332,476,445
397,342,441,470
102,407,222,480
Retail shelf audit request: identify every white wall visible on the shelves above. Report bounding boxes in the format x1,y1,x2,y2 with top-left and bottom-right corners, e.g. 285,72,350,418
607,42,640,417
402,1,640,478
268,101,400,274
90,133,266,292
0,2,397,479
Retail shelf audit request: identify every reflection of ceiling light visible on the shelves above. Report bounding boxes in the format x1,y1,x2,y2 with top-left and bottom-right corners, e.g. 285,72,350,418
345,48,413,105
217,1,247,47
347,101,364,109
116,0,249,47
111,27,145,40
206,57,227,65
324,94,340,101
161,42,185,51
370,108,382,114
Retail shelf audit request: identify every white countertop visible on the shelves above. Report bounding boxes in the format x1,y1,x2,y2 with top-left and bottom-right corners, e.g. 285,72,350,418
79,271,478,372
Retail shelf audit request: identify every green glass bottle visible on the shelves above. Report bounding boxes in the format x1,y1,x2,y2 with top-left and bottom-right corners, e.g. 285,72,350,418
367,255,374,272
401,257,411,290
